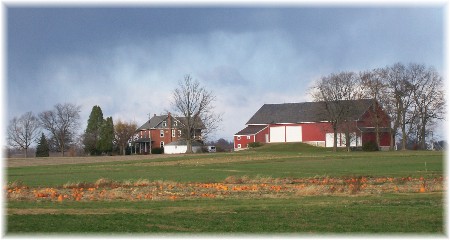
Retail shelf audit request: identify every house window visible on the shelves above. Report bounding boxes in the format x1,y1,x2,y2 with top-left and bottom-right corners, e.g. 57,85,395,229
174,121,177,127
160,130,164,137
237,144,241,148
160,141,164,148
162,121,167,127
237,136,241,140
172,129,175,137
247,136,251,140
178,130,182,137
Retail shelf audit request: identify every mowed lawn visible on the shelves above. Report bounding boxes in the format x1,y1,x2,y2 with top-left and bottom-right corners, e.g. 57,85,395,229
5,143,445,234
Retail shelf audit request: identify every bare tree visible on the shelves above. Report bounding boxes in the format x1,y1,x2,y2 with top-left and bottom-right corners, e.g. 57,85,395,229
7,112,40,158
114,119,137,155
39,103,81,156
409,64,445,149
171,75,222,153
310,71,362,152
384,63,416,150
360,68,390,149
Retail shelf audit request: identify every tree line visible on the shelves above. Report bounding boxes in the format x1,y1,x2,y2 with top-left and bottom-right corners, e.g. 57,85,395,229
7,74,221,157
7,66,442,157
310,62,445,151
7,103,137,157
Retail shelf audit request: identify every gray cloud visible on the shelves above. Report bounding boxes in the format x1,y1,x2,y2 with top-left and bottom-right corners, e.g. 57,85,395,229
6,7,444,141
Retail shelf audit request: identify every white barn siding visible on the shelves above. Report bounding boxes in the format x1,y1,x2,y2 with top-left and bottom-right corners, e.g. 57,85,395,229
165,144,202,154
164,145,188,154
325,132,362,147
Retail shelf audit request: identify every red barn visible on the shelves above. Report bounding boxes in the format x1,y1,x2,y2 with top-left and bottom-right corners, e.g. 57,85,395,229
234,99,391,151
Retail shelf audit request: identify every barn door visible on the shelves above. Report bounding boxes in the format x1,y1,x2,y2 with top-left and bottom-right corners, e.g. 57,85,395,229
326,133,334,147
269,126,285,142
286,126,302,142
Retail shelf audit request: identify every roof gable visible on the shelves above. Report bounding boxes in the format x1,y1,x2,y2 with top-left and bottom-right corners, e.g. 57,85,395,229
235,125,268,135
246,99,375,125
136,114,205,131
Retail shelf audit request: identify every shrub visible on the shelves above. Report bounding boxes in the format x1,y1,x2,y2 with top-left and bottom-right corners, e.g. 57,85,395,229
362,141,379,151
151,147,164,154
223,175,250,184
248,142,263,148
95,178,114,188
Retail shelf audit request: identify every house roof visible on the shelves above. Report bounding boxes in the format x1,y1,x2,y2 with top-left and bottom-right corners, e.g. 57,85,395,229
136,115,164,131
246,99,375,125
235,125,268,135
136,114,205,131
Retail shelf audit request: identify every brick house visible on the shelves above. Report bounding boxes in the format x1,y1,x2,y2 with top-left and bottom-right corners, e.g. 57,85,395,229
132,113,203,154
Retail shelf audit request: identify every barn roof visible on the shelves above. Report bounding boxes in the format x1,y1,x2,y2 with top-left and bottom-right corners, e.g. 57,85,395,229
235,125,268,135
246,99,375,125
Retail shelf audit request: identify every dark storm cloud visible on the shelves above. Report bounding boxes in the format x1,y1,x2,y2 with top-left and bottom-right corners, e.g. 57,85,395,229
6,6,444,140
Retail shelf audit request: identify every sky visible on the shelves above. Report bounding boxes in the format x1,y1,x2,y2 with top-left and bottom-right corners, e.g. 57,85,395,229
4,3,445,142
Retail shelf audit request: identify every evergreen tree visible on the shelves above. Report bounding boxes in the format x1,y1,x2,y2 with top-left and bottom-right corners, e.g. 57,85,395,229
36,133,50,157
83,105,104,155
99,117,115,155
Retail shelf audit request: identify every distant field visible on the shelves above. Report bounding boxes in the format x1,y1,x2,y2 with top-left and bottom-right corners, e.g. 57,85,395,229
6,154,179,167
5,143,445,234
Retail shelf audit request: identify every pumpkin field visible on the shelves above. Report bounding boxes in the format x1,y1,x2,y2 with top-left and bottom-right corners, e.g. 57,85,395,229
5,143,445,234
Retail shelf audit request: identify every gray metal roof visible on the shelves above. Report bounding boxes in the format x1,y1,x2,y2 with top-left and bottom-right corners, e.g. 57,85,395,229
235,125,268,135
246,99,375,125
136,114,205,131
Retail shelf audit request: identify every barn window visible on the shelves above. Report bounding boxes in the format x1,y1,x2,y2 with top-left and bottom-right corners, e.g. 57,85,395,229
247,136,251,140
237,144,241,148
160,130,164,137
172,129,175,137
162,121,167,127
237,136,241,140
160,141,164,148
178,130,182,136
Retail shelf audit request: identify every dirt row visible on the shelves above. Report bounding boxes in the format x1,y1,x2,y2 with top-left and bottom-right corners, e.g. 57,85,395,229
6,176,445,204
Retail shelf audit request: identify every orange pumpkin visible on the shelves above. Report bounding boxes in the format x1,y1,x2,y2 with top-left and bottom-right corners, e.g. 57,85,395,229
419,183,426,193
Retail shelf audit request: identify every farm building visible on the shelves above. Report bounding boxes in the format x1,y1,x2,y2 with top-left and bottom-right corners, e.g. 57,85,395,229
234,99,391,151
164,140,203,154
132,113,204,154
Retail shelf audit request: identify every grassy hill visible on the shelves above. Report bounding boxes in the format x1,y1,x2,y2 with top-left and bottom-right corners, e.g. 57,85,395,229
7,145,443,187
250,142,329,153
6,148,444,233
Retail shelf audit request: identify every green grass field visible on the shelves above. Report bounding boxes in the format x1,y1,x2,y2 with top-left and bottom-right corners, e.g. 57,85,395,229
5,143,446,234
